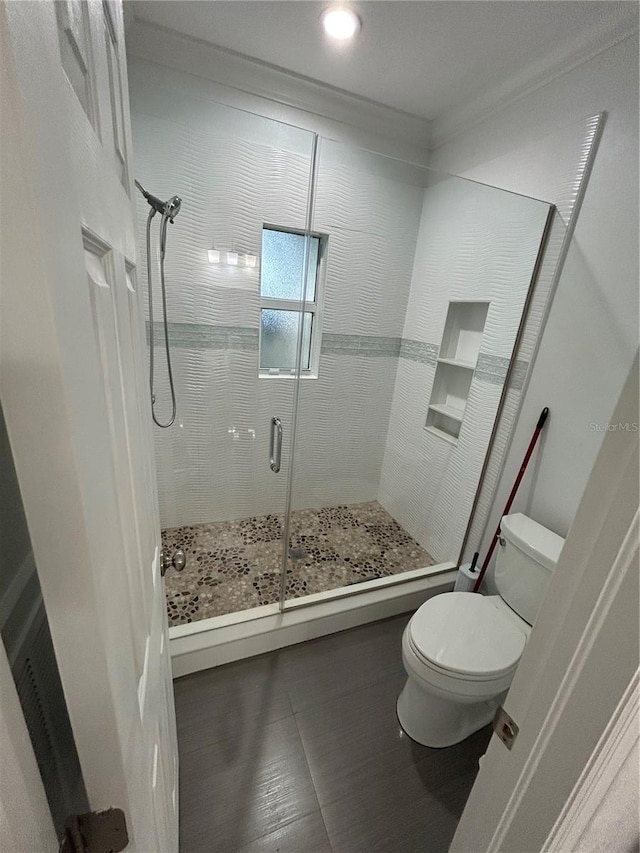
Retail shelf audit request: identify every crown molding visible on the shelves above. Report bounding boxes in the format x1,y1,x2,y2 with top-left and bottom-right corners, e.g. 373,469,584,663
125,10,638,158
125,17,432,153
430,15,639,150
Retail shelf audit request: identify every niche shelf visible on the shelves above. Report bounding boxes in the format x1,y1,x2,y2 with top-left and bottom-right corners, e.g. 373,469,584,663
436,356,476,369
426,301,489,443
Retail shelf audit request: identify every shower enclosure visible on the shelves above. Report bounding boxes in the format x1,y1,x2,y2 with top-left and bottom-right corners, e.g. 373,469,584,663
131,88,551,630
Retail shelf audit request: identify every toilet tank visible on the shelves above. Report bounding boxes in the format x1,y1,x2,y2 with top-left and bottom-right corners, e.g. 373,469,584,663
495,513,565,625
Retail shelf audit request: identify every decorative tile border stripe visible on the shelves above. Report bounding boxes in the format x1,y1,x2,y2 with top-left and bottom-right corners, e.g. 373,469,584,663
508,359,529,391
321,333,401,358
147,322,258,351
145,322,528,386
475,353,528,390
321,334,441,364
475,352,509,386
399,339,439,365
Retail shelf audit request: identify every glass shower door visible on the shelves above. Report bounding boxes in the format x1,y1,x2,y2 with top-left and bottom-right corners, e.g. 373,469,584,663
282,137,552,607
132,91,317,624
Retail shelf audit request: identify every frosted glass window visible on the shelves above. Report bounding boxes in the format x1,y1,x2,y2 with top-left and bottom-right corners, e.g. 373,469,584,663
260,310,313,370
261,229,319,301
259,226,325,377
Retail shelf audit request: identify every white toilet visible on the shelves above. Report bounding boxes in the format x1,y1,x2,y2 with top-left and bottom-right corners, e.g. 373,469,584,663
397,513,564,748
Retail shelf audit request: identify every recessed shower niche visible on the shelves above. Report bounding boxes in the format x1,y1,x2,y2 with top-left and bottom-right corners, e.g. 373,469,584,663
426,301,490,442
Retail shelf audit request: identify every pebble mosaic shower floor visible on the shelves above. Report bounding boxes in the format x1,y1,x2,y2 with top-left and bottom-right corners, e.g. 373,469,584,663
162,501,435,626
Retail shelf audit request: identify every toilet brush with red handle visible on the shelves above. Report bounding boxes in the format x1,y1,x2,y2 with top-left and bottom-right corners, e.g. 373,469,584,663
472,407,549,593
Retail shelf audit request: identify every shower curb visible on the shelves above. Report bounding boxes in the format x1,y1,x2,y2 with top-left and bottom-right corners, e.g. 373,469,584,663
170,567,456,677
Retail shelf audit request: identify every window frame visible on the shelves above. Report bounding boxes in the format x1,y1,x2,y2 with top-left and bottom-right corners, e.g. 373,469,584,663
258,225,326,380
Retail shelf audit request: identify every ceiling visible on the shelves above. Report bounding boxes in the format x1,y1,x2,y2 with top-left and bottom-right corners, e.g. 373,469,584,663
126,1,638,123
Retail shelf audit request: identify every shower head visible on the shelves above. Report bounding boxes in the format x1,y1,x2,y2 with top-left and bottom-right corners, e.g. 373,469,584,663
135,179,182,222
165,195,182,223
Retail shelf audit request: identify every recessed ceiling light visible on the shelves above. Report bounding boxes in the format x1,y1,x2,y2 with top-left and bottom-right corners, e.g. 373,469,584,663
321,7,361,41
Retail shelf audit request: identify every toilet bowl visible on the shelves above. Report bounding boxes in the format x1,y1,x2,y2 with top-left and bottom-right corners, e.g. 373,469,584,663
397,513,564,747
397,592,528,746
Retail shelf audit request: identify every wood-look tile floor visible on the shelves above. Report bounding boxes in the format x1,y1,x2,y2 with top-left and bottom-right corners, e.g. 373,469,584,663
175,613,491,853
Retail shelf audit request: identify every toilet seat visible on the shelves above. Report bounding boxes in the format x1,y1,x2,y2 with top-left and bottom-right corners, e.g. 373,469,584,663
408,592,527,681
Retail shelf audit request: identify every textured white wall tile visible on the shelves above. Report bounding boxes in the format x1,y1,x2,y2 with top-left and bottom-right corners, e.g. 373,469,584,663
456,115,603,568
379,176,550,562
320,228,417,337
131,82,423,528
131,67,553,558
290,353,400,510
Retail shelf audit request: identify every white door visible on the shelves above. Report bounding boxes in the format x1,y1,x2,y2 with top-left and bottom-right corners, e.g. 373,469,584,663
450,355,639,852
0,1,178,850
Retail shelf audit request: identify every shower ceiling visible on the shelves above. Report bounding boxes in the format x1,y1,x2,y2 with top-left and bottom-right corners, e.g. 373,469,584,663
124,1,636,123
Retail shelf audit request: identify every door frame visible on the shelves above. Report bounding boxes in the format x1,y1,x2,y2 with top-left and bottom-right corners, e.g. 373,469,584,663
451,353,639,851
543,671,639,851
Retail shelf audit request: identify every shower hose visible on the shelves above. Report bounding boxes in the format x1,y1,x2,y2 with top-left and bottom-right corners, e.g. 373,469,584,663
145,206,177,428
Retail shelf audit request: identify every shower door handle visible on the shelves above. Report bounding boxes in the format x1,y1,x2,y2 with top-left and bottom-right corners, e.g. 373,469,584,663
269,417,282,473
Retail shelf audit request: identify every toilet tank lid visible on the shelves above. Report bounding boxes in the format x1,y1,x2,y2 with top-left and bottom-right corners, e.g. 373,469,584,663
501,513,565,571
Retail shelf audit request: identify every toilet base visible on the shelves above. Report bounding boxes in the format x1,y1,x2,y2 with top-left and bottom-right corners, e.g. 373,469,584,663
397,676,501,748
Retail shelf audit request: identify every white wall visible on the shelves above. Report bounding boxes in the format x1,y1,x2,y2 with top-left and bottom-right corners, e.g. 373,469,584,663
291,139,425,511
429,35,639,576
379,176,550,561
129,60,424,528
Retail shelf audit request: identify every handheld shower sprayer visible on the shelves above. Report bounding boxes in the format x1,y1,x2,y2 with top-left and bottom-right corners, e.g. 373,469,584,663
135,179,182,428
165,195,182,224
135,180,182,223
